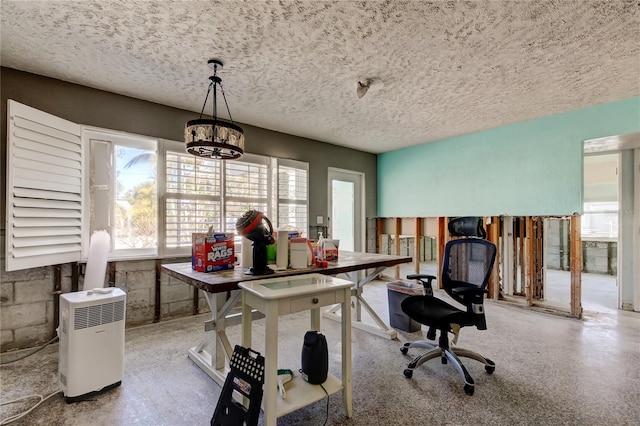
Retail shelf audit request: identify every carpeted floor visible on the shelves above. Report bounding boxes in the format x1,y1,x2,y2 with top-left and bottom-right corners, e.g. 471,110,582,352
1,277,639,425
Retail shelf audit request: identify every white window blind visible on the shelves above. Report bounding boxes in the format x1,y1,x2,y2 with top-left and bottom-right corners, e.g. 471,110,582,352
164,151,222,249
277,159,308,233
224,155,270,234
6,100,83,271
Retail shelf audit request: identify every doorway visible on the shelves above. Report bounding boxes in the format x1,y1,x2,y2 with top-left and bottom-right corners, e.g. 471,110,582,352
328,168,364,252
584,132,640,313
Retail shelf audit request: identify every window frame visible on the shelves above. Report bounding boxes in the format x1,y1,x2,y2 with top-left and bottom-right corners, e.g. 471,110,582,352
160,141,309,257
84,126,159,259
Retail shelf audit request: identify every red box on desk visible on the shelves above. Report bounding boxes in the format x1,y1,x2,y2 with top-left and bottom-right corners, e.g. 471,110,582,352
191,233,235,272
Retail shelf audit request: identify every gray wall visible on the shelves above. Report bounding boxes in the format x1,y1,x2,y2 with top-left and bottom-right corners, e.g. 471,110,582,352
0,67,378,236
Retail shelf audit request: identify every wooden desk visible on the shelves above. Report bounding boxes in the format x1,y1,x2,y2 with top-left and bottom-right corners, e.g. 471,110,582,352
161,251,411,386
239,274,353,426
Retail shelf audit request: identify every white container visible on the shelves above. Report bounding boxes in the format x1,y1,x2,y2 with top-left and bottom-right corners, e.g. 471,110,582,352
241,237,253,269
290,238,313,269
276,230,289,269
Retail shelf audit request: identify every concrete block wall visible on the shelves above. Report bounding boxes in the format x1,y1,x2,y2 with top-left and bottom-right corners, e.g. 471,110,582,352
1,264,73,351
545,217,617,275
1,259,210,352
379,235,436,261
583,240,617,275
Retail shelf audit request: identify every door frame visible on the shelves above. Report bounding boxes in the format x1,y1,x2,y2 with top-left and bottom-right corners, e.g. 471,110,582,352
584,132,640,312
327,167,365,252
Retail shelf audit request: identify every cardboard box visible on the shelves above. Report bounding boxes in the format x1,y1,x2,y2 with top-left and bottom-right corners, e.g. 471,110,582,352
192,232,235,272
324,239,339,261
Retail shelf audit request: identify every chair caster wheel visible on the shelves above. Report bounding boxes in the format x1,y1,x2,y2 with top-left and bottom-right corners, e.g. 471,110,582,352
400,347,408,355
464,384,474,395
485,365,495,374
403,369,413,378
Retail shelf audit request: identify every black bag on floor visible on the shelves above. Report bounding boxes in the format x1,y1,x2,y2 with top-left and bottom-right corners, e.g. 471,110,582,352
301,331,328,384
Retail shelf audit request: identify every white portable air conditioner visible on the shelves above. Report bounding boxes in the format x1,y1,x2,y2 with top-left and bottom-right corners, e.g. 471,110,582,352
58,287,126,402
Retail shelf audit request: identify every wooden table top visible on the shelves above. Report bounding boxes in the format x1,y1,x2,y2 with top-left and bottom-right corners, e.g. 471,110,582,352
161,251,412,294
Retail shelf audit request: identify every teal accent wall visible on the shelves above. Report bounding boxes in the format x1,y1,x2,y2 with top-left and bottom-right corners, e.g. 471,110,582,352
378,97,640,217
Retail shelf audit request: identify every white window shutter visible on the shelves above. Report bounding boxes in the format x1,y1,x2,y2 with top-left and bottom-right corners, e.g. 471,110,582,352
6,100,83,271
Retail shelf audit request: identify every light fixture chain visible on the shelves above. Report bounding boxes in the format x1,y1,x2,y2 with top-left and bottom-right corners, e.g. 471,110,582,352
198,81,214,120
218,83,234,124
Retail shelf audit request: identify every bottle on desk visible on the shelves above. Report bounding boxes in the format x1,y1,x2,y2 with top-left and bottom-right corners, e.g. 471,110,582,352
315,232,328,267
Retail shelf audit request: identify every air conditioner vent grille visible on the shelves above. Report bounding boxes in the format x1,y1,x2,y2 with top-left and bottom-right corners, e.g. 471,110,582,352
74,300,125,330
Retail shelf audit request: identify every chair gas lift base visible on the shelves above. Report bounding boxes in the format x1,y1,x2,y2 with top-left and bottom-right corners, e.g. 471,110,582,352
400,217,498,396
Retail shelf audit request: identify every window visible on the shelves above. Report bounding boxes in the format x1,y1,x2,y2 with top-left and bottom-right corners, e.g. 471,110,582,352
582,201,618,239
224,155,270,234
161,144,309,256
86,129,158,257
5,100,308,268
277,159,309,233
164,151,222,252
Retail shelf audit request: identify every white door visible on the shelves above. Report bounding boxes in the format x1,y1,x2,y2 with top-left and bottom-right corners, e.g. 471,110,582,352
328,168,364,252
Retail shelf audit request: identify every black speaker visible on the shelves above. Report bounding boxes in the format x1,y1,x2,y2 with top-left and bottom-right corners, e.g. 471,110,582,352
301,331,328,385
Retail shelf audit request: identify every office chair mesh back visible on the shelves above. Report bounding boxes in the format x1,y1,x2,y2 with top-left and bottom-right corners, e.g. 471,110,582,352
443,239,496,307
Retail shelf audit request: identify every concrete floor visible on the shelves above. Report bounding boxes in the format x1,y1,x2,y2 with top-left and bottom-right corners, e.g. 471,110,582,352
1,273,639,425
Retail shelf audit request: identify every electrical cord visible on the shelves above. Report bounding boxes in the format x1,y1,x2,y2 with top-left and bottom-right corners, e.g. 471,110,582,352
0,389,62,425
320,383,329,426
0,336,59,365
298,369,330,426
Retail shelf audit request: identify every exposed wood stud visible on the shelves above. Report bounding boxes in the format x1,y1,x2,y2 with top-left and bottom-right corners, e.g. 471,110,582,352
414,217,421,274
155,259,162,323
395,218,401,279
437,217,447,289
71,262,79,292
525,217,534,306
518,218,525,296
376,218,383,254
108,262,116,287
570,215,583,319
53,264,62,332
489,217,500,300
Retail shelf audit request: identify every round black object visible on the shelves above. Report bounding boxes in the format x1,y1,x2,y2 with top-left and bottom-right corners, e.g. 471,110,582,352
301,331,328,384
236,210,275,245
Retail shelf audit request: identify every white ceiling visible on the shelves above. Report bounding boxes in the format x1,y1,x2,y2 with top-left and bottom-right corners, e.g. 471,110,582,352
1,0,639,154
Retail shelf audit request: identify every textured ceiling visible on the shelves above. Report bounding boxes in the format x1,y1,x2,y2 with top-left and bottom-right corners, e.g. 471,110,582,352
1,0,639,154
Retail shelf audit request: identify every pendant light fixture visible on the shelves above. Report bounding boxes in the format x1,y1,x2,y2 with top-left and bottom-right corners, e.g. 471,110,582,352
185,59,244,159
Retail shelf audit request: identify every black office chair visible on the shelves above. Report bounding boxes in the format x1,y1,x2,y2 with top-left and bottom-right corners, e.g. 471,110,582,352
400,217,497,395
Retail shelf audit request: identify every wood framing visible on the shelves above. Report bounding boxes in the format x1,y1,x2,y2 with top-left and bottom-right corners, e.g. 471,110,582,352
437,217,447,289
487,216,500,300
376,218,383,254
525,217,534,306
518,218,526,295
394,217,401,279
570,215,583,318
414,218,421,274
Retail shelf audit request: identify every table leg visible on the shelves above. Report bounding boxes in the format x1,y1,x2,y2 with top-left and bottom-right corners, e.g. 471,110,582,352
310,306,321,331
263,301,279,426
341,287,352,417
187,290,241,386
323,267,398,340
241,291,252,348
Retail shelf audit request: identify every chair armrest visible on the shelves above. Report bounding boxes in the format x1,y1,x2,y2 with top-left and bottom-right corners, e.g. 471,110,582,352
406,274,436,296
406,274,436,281
451,286,487,296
